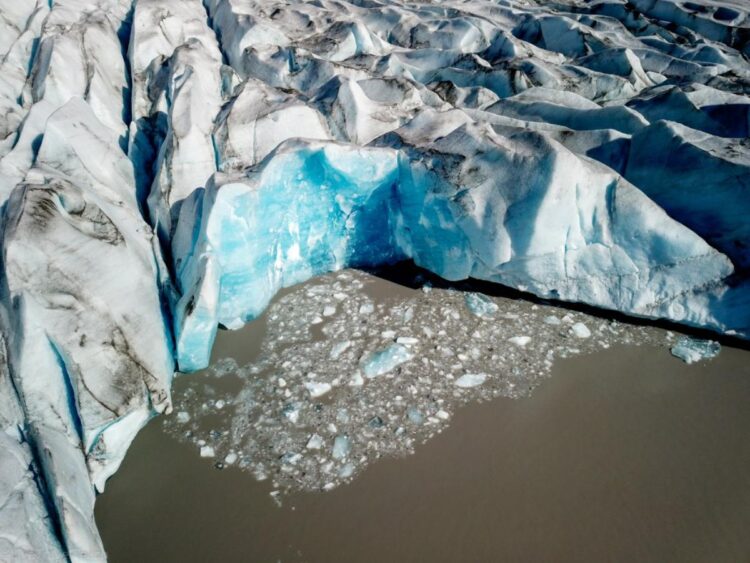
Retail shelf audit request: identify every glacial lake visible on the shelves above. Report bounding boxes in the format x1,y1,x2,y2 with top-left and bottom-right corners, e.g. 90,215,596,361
96,269,750,562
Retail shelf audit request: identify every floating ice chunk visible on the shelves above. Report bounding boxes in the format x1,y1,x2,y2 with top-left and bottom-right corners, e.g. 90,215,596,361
407,407,424,425
200,446,215,458
339,463,355,478
544,315,562,325
362,344,413,378
176,411,191,424
359,303,375,315
224,452,238,465
368,416,384,428
670,337,721,364
306,434,325,450
332,435,351,459
330,341,352,359
323,305,337,317
215,400,226,409
305,381,333,398
349,372,364,386
509,336,532,347
436,410,450,420
396,336,419,346
464,293,499,318
571,322,592,338
282,403,301,424
283,453,302,465
455,373,488,388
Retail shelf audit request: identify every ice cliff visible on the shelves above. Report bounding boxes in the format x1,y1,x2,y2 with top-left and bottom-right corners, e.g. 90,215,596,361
0,0,748,560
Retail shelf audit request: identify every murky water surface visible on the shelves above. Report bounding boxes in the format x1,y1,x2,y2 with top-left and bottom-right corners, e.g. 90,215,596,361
96,268,750,562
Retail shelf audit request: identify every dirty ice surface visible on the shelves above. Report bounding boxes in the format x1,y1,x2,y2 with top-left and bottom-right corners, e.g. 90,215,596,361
164,268,703,496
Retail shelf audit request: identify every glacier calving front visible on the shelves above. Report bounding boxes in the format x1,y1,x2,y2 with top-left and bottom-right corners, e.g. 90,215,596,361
0,0,749,560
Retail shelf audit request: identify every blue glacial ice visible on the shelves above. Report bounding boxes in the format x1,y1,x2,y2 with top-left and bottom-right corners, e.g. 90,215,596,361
362,343,414,378
172,131,734,371
670,337,722,364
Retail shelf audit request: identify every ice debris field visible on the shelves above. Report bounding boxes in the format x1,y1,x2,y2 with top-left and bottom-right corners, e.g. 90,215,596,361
0,0,748,560
167,268,681,495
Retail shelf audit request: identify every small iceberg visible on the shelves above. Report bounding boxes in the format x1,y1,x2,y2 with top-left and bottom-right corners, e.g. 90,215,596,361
670,337,721,364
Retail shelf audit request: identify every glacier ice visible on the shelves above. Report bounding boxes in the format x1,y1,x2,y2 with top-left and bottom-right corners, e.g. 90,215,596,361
0,0,749,559
171,130,733,370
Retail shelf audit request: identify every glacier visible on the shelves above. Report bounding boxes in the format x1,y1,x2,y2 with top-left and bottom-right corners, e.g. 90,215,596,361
0,0,748,559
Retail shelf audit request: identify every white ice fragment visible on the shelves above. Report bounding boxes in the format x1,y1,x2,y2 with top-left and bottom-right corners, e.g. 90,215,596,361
509,336,531,347
200,446,215,458
332,435,351,459
176,411,191,424
349,372,364,386
436,410,450,420
330,340,352,359
571,322,591,338
407,407,424,425
323,305,337,317
396,336,419,346
455,373,488,388
305,381,332,398
544,315,562,325
670,337,721,364
362,344,413,378
359,302,374,315
224,452,238,465
215,399,225,409
283,404,300,424
339,463,355,478
306,434,324,450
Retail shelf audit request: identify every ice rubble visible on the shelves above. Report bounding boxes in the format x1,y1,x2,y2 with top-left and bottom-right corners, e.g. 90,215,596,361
0,0,749,559
164,269,674,494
